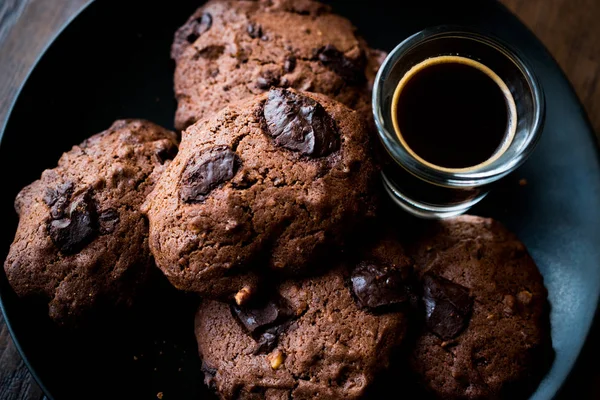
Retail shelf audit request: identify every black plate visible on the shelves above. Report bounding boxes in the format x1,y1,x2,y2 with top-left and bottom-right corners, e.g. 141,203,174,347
1,0,599,399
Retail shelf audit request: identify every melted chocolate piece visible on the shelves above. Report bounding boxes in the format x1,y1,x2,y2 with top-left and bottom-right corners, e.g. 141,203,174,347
316,44,366,84
44,181,75,219
253,326,287,355
155,142,178,164
283,55,297,73
247,22,263,39
98,208,120,234
256,70,280,90
232,297,293,334
232,296,295,353
263,88,340,157
351,262,411,310
48,190,97,254
186,13,213,44
180,146,239,203
422,274,473,340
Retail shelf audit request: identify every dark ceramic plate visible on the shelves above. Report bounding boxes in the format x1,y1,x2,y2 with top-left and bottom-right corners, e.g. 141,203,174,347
1,0,599,399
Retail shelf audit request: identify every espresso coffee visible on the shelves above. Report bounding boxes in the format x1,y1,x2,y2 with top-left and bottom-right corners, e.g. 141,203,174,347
392,56,516,170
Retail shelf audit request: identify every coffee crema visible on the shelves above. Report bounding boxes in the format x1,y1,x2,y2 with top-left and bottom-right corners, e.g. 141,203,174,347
392,55,517,171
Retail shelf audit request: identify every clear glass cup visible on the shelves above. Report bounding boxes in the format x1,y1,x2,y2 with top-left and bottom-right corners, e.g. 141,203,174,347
372,26,545,219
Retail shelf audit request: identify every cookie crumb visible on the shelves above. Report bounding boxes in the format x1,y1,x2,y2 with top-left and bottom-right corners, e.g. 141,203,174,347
157,392,164,399
519,178,528,186
133,356,138,361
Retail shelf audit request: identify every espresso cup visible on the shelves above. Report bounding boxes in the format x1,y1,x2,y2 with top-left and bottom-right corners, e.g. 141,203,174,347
373,27,545,219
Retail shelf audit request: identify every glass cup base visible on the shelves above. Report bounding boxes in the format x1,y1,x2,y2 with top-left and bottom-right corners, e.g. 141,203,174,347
381,172,488,219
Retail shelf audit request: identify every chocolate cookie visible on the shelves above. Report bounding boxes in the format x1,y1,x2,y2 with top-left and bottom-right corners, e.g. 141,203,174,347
171,0,384,130
143,88,378,299
409,216,553,399
195,258,410,400
4,120,178,324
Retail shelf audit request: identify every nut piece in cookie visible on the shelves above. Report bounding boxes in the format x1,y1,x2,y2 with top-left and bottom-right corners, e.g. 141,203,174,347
3,120,178,325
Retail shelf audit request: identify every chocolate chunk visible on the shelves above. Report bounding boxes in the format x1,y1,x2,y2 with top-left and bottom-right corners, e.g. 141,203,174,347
232,297,293,335
98,208,119,234
263,88,340,157
180,146,239,203
316,45,366,84
283,55,297,73
186,13,213,43
247,22,263,39
44,181,74,219
48,190,97,254
155,143,178,164
256,70,280,90
351,262,411,310
233,296,295,354
43,181,72,207
252,326,285,355
422,274,473,340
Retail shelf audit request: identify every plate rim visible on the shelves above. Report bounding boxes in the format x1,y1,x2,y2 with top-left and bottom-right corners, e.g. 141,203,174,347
0,1,94,398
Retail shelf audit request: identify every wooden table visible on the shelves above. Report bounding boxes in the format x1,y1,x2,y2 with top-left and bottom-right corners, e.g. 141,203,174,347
0,0,599,399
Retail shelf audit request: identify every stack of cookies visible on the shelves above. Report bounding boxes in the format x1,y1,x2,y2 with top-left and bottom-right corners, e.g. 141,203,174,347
3,0,553,399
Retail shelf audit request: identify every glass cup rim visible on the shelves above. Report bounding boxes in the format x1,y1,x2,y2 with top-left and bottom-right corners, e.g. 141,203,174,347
372,25,545,187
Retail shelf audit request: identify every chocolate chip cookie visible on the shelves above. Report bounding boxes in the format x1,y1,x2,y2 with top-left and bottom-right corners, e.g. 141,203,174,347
409,216,553,399
195,256,411,400
143,88,378,299
172,0,384,130
4,120,178,324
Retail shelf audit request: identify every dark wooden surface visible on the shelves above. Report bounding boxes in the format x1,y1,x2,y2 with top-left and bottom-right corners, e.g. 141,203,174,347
0,0,599,399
